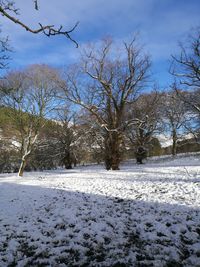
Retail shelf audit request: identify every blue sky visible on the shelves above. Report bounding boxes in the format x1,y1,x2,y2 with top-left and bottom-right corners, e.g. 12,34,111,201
1,0,200,87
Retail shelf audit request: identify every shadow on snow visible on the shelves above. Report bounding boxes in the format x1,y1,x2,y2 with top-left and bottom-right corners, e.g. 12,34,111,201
0,182,200,267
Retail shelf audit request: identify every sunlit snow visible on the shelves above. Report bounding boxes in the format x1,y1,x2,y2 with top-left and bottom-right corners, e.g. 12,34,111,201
0,155,200,266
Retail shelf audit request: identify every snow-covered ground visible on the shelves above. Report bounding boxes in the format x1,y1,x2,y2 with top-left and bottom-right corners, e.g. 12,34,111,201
0,156,200,267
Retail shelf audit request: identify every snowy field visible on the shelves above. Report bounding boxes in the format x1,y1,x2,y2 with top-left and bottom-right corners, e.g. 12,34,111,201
0,156,200,267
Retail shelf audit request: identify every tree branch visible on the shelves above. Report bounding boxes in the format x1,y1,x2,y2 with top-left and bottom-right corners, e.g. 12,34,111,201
0,3,79,47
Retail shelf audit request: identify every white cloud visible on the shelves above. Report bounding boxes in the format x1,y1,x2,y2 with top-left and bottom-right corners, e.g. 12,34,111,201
1,0,199,74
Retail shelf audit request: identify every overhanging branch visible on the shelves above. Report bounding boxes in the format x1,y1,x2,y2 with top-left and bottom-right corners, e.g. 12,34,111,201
0,3,79,47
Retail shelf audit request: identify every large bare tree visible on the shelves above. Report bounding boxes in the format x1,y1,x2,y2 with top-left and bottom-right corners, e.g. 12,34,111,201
62,37,151,170
1,64,61,176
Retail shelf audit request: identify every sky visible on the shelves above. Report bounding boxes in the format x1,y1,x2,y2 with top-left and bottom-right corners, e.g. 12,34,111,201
1,0,200,87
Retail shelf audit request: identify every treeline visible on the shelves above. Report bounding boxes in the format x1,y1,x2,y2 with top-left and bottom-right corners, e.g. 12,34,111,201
0,29,199,176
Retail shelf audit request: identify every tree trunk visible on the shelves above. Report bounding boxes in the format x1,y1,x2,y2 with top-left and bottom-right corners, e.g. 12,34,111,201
63,151,73,169
111,139,120,170
18,132,38,177
105,155,112,170
172,129,177,156
73,158,77,167
104,132,121,170
18,157,27,177
172,140,177,156
135,146,147,164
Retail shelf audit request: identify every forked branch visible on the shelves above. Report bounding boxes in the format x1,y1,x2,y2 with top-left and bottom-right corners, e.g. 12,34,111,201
0,1,79,47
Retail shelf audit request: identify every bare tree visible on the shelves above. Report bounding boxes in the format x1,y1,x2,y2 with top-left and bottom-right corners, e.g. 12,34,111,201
62,37,151,170
1,64,61,176
78,111,106,164
161,87,191,156
55,111,77,169
48,109,83,169
29,112,79,170
170,28,200,114
126,91,161,163
0,0,78,46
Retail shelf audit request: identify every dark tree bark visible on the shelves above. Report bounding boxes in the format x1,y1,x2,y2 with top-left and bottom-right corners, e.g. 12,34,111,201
62,150,73,169
135,146,147,164
172,129,177,156
104,131,121,170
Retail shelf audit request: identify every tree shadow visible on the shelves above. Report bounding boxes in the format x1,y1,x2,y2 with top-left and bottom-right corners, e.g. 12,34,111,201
0,182,200,267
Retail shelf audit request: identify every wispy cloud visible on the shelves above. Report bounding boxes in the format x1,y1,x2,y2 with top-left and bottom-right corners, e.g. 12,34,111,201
1,0,200,85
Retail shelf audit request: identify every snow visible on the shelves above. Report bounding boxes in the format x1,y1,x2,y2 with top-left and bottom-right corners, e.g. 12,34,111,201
0,155,200,266
11,140,21,148
157,132,197,148
157,133,172,148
